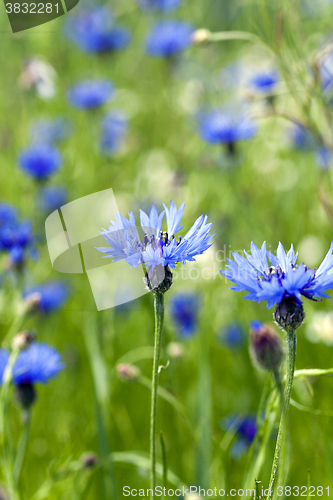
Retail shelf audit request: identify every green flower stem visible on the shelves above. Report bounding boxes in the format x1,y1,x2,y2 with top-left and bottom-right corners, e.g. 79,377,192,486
150,292,164,499
13,409,31,486
268,329,297,499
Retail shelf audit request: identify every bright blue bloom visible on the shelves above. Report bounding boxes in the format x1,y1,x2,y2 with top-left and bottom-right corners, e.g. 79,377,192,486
249,70,278,94
0,220,35,266
221,241,333,309
37,186,68,212
0,203,17,227
250,320,263,331
315,146,333,169
199,109,257,146
23,281,69,313
18,145,62,180
68,80,114,109
66,6,130,54
145,21,193,57
219,323,246,348
222,414,257,459
96,201,213,271
170,293,200,337
138,0,183,11
0,343,64,385
30,118,71,145
100,111,128,155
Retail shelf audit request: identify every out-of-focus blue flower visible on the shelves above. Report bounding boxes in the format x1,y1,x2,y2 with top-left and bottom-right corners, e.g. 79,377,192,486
23,281,69,313
288,123,314,149
18,144,62,181
138,0,183,11
96,201,213,272
218,323,246,348
221,241,333,309
145,21,193,57
66,6,130,54
0,343,64,385
30,118,71,145
37,186,68,213
221,414,257,459
0,203,17,227
100,111,128,155
249,70,278,94
0,219,35,266
68,80,114,109
198,109,257,150
315,146,333,169
170,293,200,337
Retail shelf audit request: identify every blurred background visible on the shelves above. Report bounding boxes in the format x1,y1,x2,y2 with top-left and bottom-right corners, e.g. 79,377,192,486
1,0,333,497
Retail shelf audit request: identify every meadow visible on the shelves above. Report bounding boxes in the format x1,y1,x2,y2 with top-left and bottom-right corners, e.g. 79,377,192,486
1,0,333,498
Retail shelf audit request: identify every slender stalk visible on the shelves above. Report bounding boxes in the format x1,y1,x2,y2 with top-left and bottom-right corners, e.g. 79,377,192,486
13,409,31,486
150,292,164,499
268,329,297,499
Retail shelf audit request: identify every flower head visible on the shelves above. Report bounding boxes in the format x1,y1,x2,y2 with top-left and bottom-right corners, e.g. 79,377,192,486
37,186,68,213
198,109,257,150
0,342,64,385
145,21,193,57
250,321,284,371
19,58,57,100
218,323,246,348
66,6,130,54
96,201,213,292
0,216,35,267
23,281,69,313
68,80,114,109
100,111,128,155
222,414,257,459
170,292,200,337
18,144,62,180
138,0,183,10
249,70,278,94
221,241,333,310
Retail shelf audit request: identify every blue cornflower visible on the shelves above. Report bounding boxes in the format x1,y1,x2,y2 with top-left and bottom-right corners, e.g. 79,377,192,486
145,21,193,57
170,293,200,337
198,109,257,154
66,6,130,54
221,241,333,309
18,144,62,181
100,111,128,155
0,343,64,385
222,414,257,459
23,281,69,313
315,146,333,169
218,323,246,348
96,201,213,292
30,118,71,145
249,70,278,94
0,203,17,226
0,219,35,266
138,0,183,11
68,80,114,109
37,186,68,213
0,342,64,408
